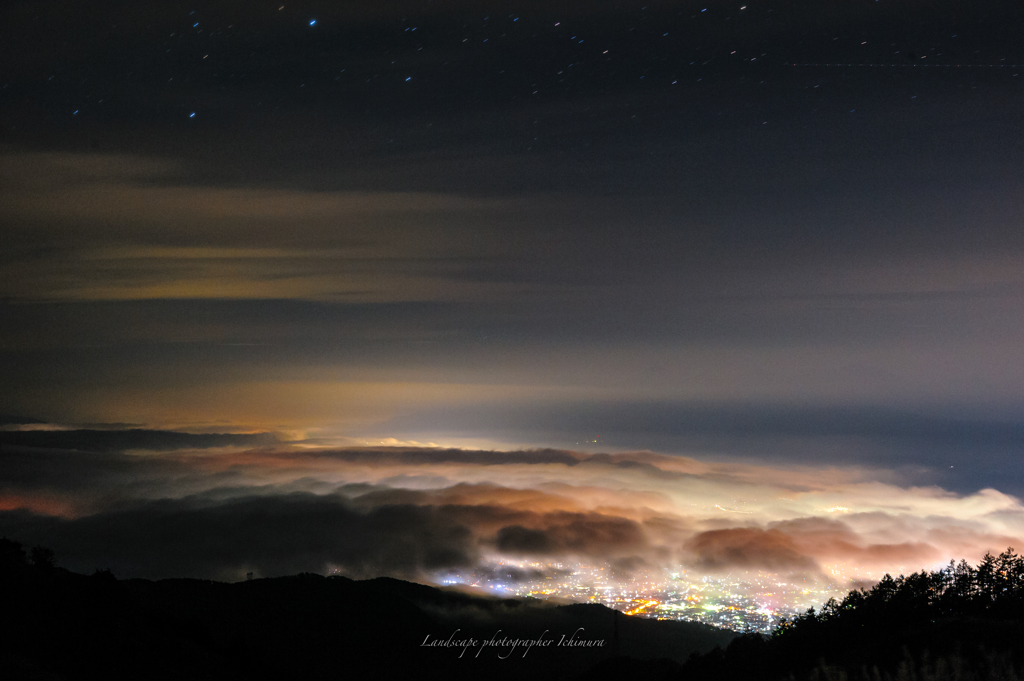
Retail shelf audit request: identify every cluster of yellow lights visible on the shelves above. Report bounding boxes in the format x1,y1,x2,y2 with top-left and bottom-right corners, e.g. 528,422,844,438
624,600,660,616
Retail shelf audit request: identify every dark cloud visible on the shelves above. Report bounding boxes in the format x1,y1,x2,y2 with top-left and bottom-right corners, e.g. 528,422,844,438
0,445,233,517
0,443,656,519
684,528,821,573
494,514,648,557
0,493,479,580
344,482,580,513
767,517,943,568
0,488,650,580
496,526,556,554
0,445,184,489
0,429,277,452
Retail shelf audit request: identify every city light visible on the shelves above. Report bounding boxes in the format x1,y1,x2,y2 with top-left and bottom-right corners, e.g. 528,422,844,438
432,561,854,633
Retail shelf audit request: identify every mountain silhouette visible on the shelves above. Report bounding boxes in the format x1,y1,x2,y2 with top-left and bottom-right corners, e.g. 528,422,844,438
10,537,1020,681
0,537,733,681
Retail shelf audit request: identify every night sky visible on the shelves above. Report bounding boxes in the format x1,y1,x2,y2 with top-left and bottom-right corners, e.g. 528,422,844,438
2,0,1024,583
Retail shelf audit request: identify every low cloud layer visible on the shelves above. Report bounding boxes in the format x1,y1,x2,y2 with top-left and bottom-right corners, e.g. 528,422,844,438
1,437,1022,585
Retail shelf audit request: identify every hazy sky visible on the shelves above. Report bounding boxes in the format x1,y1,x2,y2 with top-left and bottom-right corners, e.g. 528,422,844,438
2,1,1023,580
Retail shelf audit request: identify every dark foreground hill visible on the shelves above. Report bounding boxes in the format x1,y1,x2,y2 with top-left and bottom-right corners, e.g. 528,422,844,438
0,538,734,681
681,548,1024,681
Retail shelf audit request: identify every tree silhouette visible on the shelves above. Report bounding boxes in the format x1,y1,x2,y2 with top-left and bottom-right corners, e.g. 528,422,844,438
683,548,1024,681
29,545,55,570
0,537,27,571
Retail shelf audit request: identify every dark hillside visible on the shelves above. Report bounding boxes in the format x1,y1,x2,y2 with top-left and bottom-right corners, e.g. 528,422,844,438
681,548,1024,681
0,537,732,681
